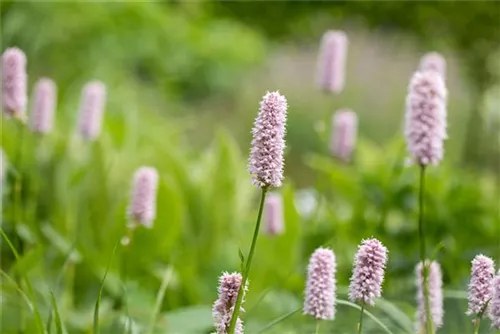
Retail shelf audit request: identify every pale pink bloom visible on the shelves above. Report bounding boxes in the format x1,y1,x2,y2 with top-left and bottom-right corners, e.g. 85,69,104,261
127,167,159,228
405,71,447,166
248,91,287,188
467,254,495,316
212,272,247,334
416,260,444,331
263,192,284,236
77,81,106,140
348,238,388,306
330,109,358,161
304,247,336,320
30,78,57,134
2,47,27,119
316,30,348,93
419,52,446,79
489,273,500,329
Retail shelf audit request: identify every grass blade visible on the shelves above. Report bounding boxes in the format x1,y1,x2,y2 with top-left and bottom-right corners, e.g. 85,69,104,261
376,298,413,334
48,290,66,334
147,266,174,334
337,299,395,334
257,308,301,334
47,241,78,334
93,240,120,334
0,228,46,334
0,269,34,311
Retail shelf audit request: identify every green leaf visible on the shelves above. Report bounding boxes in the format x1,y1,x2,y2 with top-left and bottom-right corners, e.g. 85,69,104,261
147,266,174,334
48,290,66,334
337,299,395,334
162,305,213,333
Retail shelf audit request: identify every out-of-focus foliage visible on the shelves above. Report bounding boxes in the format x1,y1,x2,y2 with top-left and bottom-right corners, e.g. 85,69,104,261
1,1,266,102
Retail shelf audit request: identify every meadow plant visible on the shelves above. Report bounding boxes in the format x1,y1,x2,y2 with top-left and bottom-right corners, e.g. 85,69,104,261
213,272,247,334
228,91,287,334
2,47,27,121
330,109,357,162
30,78,57,134
467,255,495,333
77,81,107,141
416,261,444,333
348,238,388,333
263,192,284,236
303,247,336,332
316,30,348,94
405,68,447,334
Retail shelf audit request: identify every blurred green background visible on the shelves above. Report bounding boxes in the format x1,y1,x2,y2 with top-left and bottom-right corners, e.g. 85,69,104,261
1,1,499,333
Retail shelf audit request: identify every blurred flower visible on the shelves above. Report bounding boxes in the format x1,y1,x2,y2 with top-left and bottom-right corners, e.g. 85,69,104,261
304,247,336,320
212,272,247,334
294,189,317,219
330,109,358,162
30,78,57,134
77,81,106,140
489,273,500,329
2,47,27,120
348,238,388,306
316,30,348,93
263,192,284,236
467,254,495,316
419,52,446,79
416,260,444,331
249,91,287,188
127,167,159,228
0,149,6,184
405,70,447,166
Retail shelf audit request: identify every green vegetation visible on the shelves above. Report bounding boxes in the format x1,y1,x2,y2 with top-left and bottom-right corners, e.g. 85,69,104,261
1,1,499,333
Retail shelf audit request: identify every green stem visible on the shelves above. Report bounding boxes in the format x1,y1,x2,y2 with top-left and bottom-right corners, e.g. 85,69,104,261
227,187,268,334
13,120,25,334
358,303,365,334
315,320,321,334
418,165,433,334
473,317,481,334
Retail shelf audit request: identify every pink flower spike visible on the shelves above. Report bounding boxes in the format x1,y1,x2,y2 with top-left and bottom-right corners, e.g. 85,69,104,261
348,238,388,306
467,254,495,316
419,52,446,79
248,91,287,188
489,273,500,329
263,192,284,236
304,247,336,320
330,109,358,162
416,260,444,331
212,272,247,334
2,47,27,120
77,81,106,141
316,30,348,94
127,167,159,228
30,78,57,134
404,71,448,166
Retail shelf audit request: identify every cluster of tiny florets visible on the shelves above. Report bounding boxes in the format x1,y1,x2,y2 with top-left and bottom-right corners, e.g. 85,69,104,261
348,238,388,306
467,255,495,316
416,260,444,331
2,47,27,119
212,272,247,334
304,247,336,320
248,91,287,188
405,70,448,166
127,167,159,228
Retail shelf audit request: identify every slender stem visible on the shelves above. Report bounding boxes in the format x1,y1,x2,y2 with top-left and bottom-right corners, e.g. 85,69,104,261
418,165,433,334
227,187,268,334
315,320,321,334
357,303,365,334
13,120,25,334
473,317,481,334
